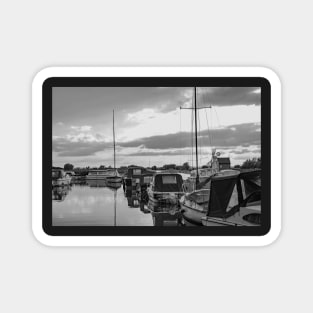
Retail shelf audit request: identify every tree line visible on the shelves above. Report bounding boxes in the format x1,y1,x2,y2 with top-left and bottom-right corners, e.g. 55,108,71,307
62,157,261,173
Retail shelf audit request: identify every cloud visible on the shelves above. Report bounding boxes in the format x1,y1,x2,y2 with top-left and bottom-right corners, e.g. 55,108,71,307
53,122,260,157
229,147,261,155
53,87,260,131
53,137,108,156
122,148,192,157
70,125,92,132
196,87,260,107
118,123,261,150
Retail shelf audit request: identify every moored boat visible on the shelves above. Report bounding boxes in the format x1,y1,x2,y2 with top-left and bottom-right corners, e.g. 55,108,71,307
201,170,261,226
52,168,72,187
86,169,117,180
147,173,184,206
106,170,122,184
106,178,122,190
180,169,240,225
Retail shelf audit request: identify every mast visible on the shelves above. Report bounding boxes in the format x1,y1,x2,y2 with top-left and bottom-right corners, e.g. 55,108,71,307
194,87,199,187
114,189,117,226
180,87,212,189
113,110,116,170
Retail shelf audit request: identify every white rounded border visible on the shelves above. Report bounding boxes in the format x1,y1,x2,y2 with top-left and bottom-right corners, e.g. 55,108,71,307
32,67,281,246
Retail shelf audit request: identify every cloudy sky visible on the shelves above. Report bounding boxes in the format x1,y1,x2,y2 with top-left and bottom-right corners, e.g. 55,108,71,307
53,87,261,168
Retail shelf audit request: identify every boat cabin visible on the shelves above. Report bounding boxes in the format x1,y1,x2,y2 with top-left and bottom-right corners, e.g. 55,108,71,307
124,166,156,197
52,168,72,186
150,173,183,193
126,166,155,184
217,157,231,170
52,168,67,179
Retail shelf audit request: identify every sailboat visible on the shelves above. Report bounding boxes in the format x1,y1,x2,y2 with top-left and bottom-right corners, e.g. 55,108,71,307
106,110,122,186
179,87,240,225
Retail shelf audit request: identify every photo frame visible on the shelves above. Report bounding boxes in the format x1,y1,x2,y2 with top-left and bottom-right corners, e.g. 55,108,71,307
32,67,281,246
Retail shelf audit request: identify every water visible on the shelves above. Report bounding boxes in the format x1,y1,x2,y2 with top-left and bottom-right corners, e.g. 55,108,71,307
52,176,240,227
52,182,181,226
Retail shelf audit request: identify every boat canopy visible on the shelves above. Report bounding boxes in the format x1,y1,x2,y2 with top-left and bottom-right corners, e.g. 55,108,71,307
236,169,261,204
239,169,261,197
206,169,261,218
153,174,183,192
207,174,239,218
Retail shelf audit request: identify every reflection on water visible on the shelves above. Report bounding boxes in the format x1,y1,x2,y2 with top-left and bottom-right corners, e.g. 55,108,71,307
53,180,156,226
52,185,71,201
148,201,182,226
52,178,242,227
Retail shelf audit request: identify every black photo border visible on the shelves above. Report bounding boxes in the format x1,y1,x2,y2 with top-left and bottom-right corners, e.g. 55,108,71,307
43,77,270,236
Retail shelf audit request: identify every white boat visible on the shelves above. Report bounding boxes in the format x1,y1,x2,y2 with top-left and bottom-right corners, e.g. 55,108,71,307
201,205,261,226
106,174,122,184
147,173,185,206
52,168,72,187
106,110,122,185
86,169,117,180
180,169,240,225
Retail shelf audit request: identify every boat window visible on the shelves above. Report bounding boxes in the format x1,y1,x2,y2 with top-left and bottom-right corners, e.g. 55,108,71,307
133,169,141,175
143,176,152,184
52,171,60,178
162,175,177,184
242,213,261,225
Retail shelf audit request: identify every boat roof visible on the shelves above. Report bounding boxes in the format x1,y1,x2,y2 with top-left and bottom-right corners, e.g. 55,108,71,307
154,172,183,176
217,157,230,164
202,169,261,218
153,173,183,192
88,168,115,171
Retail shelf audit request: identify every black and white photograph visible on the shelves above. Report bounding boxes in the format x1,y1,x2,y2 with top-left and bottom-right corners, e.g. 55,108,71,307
52,86,262,227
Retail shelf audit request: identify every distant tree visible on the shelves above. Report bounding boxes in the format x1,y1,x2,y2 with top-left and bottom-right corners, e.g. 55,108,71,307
241,158,261,169
163,164,176,170
151,166,157,170
234,164,241,169
64,163,74,171
182,162,190,170
99,165,105,169
255,158,261,168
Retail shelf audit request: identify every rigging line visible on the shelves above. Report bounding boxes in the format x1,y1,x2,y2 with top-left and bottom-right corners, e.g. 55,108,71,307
198,89,202,162
197,106,202,166
205,108,213,148
191,95,194,169
213,106,221,128
179,107,182,166
213,106,227,148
